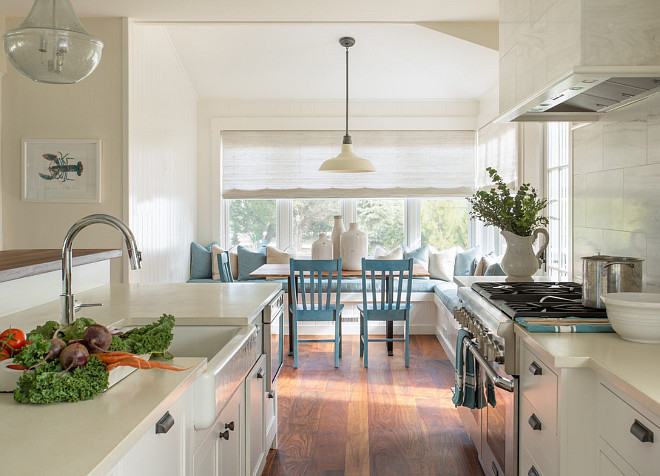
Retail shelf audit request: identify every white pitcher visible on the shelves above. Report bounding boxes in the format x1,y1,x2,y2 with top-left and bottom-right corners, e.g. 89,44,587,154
500,228,549,280
340,223,368,270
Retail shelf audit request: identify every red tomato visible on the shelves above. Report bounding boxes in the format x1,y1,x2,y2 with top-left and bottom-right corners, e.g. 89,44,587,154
0,328,27,356
0,348,12,361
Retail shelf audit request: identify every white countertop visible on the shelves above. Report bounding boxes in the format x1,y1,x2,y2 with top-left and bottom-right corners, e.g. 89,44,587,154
516,326,660,417
0,282,282,330
453,275,573,287
0,357,204,476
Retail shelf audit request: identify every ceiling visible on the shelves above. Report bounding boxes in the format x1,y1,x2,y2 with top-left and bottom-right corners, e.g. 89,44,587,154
0,1,500,101
0,1,498,22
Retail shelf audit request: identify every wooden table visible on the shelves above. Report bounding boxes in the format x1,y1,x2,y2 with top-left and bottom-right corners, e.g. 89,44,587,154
250,263,430,356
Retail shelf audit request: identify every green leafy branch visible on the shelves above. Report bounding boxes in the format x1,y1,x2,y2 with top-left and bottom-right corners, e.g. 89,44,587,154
467,167,549,236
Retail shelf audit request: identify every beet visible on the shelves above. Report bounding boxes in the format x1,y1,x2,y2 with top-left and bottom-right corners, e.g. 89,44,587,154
46,338,67,362
83,324,112,353
59,343,89,370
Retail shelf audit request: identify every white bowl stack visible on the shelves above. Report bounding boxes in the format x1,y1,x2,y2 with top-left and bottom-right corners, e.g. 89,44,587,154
601,292,660,343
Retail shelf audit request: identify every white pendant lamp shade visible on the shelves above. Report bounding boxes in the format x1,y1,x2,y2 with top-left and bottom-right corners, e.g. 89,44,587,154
318,142,377,173
2,0,103,84
319,36,375,173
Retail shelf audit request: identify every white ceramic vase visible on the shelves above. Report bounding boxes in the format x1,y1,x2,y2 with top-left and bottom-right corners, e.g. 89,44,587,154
331,215,345,260
340,223,368,270
311,232,333,260
500,228,550,280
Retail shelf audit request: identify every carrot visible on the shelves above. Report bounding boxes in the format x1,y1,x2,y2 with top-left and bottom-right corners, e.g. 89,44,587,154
105,355,191,372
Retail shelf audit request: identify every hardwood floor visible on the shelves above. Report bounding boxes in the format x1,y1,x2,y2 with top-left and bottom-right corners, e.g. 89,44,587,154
262,334,485,476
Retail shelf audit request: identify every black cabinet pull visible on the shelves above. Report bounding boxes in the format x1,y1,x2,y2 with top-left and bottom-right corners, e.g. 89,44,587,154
529,362,542,375
219,430,230,440
256,368,265,379
225,421,235,431
155,411,175,434
528,413,542,431
630,419,654,443
528,466,539,476
268,390,275,399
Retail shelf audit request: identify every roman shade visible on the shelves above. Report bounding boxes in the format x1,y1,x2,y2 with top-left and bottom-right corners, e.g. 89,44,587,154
476,122,518,191
222,130,475,199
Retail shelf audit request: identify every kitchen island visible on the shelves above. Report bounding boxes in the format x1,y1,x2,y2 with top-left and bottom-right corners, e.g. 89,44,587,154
0,282,282,476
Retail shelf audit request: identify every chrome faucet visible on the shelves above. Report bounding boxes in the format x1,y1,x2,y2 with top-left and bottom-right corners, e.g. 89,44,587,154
61,214,142,325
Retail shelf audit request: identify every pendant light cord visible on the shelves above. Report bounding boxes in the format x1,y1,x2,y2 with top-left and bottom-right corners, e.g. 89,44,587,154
343,45,351,145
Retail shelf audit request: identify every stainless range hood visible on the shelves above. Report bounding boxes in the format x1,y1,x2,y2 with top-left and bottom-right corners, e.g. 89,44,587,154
496,66,660,123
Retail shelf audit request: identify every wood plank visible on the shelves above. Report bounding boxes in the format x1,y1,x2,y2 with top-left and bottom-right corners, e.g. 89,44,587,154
262,335,484,476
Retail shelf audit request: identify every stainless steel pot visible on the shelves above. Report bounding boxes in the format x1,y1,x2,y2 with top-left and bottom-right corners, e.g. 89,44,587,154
582,255,643,308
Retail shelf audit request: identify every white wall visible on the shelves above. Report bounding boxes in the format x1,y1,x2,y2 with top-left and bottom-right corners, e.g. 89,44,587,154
573,93,660,291
196,99,480,244
1,18,124,279
127,23,197,283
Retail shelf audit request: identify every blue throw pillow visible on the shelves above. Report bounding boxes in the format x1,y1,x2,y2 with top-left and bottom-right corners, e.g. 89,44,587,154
454,247,480,276
237,246,267,281
190,242,218,279
402,244,431,268
485,263,506,276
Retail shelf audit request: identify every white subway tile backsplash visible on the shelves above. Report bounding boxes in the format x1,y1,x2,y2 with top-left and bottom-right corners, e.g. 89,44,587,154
573,173,586,228
648,94,660,165
573,123,604,174
603,121,646,170
585,169,624,230
623,164,660,233
573,226,604,279
646,235,660,291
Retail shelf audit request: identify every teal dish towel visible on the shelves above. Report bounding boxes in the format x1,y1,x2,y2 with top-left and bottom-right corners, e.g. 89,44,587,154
452,329,470,407
517,317,614,333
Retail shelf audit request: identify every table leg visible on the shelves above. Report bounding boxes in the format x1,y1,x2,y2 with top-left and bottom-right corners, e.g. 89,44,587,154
387,321,393,356
287,276,294,356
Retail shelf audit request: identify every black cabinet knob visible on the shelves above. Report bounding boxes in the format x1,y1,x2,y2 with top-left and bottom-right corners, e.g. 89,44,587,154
528,466,539,476
528,413,542,431
256,368,265,379
155,411,175,434
225,421,235,431
268,390,275,399
630,419,654,443
529,362,542,376
219,430,230,440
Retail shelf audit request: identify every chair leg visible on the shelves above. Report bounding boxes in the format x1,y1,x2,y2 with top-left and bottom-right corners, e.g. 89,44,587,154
363,313,369,368
359,311,364,357
292,317,299,369
338,315,343,358
334,315,340,368
405,316,410,368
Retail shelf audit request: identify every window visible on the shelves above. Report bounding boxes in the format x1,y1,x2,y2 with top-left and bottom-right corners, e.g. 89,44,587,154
293,199,341,256
545,123,571,278
226,199,276,249
356,199,405,255
421,199,469,250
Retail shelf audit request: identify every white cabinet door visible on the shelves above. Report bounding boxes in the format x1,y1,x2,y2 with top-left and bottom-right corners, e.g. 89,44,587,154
120,393,186,476
246,354,267,476
264,380,277,450
218,381,245,476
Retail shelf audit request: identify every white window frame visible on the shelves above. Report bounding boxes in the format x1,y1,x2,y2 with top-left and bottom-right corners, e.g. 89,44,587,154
544,123,573,278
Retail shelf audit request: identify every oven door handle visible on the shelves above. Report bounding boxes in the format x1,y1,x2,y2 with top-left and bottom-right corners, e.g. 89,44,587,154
463,336,515,393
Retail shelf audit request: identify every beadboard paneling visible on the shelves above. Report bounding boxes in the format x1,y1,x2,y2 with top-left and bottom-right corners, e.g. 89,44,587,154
128,24,197,283
573,94,660,292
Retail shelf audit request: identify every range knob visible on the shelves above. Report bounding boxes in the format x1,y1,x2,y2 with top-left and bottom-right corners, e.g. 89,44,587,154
494,344,505,364
486,334,496,361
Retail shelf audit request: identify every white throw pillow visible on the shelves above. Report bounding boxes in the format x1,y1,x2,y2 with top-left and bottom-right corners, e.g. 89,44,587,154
428,247,458,281
266,245,296,264
211,245,239,280
476,253,501,276
374,246,403,260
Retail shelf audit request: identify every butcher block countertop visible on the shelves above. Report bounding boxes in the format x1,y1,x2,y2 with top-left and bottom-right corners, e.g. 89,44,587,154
0,249,122,283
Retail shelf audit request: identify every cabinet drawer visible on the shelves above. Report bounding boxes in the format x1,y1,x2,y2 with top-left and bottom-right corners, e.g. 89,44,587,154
519,444,545,476
599,439,641,476
519,395,558,476
520,344,558,433
598,384,660,476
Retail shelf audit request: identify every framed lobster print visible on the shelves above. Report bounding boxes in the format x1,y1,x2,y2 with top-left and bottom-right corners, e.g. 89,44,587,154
22,139,102,203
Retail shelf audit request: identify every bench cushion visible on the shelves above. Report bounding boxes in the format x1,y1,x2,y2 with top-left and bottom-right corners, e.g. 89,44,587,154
433,281,459,311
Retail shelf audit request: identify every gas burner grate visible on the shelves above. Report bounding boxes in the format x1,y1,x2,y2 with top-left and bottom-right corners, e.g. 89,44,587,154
497,301,608,319
471,281,582,302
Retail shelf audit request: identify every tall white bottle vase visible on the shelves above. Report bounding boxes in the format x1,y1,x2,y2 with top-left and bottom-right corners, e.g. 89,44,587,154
311,232,333,260
331,215,345,260
340,223,368,270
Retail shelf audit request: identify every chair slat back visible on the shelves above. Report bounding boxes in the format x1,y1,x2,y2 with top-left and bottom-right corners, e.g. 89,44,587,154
290,258,342,310
362,258,413,311
218,251,234,282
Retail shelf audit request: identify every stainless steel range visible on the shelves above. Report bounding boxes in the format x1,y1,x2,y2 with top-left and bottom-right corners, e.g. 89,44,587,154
453,281,605,476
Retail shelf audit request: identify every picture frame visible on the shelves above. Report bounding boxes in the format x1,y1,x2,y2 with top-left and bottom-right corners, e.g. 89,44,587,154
22,138,102,203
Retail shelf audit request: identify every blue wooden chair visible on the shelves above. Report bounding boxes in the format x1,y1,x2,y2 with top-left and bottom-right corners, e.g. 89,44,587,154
289,258,343,368
358,258,413,368
218,251,234,282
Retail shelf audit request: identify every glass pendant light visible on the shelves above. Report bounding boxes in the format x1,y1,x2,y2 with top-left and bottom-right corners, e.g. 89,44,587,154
319,37,376,173
2,0,103,84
